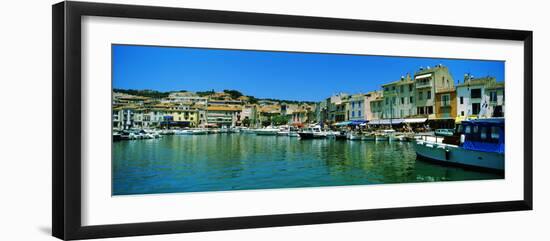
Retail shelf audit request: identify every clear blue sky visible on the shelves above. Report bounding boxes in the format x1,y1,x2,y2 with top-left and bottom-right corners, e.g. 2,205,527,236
113,44,504,102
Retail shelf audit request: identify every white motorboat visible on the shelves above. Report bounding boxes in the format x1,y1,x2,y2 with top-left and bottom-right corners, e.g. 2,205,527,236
298,125,326,139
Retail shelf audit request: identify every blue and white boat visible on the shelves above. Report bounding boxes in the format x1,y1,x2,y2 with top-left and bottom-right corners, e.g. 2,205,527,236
413,118,504,172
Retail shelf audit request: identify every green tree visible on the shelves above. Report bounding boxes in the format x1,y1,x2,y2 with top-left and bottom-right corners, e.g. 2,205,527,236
261,120,271,127
242,118,251,127
271,115,289,126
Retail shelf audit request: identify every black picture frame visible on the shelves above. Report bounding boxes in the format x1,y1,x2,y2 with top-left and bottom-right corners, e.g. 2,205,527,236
52,1,533,240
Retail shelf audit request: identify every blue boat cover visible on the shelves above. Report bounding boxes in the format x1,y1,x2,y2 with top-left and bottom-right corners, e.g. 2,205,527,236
462,141,505,154
461,118,505,154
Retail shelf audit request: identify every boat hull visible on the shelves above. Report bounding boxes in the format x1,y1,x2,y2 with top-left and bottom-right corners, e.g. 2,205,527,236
255,130,279,136
298,132,325,139
414,141,504,172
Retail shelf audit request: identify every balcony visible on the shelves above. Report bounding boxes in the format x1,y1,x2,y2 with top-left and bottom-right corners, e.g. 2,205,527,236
416,82,431,88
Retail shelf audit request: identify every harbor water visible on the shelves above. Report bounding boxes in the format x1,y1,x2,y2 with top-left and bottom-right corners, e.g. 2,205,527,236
112,134,502,195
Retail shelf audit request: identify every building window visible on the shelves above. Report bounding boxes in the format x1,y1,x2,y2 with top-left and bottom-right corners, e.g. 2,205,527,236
417,107,424,115
358,111,362,117
460,96,464,104
490,91,497,102
426,106,433,115
351,111,355,117
409,96,414,104
401,97,405,104
400,85,404,93
409,84,413,92
471,89,482,99
461,111,465,116
427,91,432,99
418,91,423,100
392,86,395,91
351,101,355,108
472,103,481,115
441,94,450,106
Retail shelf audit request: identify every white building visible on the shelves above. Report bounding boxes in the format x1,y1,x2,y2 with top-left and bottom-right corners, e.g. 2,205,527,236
456,75,504,118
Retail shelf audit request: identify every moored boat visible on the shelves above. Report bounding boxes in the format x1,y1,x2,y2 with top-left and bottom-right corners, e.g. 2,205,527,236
191,129,208,135
413,118,504,172
298,125,326,139
346,132,362,140
255,127,279,136
361,133,376,141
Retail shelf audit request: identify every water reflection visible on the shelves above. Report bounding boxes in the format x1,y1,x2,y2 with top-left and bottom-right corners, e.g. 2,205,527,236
112,135,502,195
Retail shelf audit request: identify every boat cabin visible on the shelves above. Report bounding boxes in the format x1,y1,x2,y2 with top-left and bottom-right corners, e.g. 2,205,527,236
457,118,505,154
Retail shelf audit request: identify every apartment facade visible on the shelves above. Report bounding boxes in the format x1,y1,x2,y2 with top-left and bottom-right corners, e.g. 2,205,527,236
381,74,416,119
413,65,455,118
456,75,505,118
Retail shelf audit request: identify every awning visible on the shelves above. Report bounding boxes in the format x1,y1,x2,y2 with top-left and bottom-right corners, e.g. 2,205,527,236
334,121,351,126
403,118,427,124
367,119,404,125
334,120,367,126
415,73,432,79
350,120,367,125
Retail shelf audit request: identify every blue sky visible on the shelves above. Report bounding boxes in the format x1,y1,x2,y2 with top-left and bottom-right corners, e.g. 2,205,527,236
113,45,504,102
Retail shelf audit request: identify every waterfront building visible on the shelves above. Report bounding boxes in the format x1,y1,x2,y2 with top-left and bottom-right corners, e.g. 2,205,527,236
381,74,416,119
456,74,504,118
346,94,364,121
258,105,281,126
290,104,316,125
369,94,384,120
317,101,328,125
192,103,208,127
364,91,383,121
206,105,242,127
485,82,505,117
112,105,144,130
434,87,457,119
148,103,200,127
241,105,259,127
326,93,349,123
413,65,455,118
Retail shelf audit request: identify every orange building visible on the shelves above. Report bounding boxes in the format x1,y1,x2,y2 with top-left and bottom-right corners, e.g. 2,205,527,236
434,88,457,119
